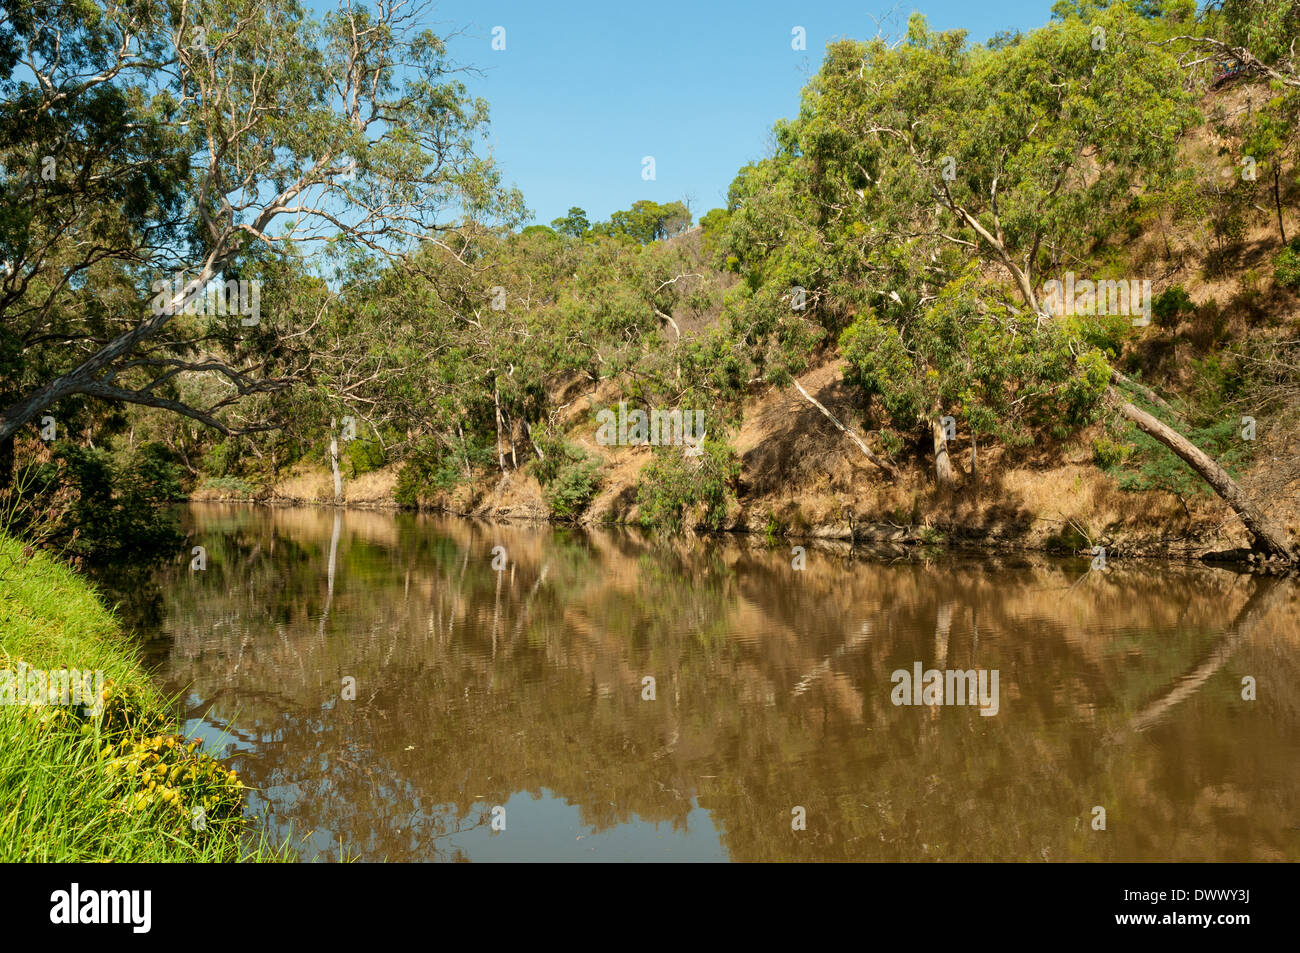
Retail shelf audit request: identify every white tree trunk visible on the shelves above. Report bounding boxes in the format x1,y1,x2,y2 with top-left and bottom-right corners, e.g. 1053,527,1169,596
493,380,507,473
792,379,898,477
328,417,343,505
931,418,955,487
1112,391,1293,560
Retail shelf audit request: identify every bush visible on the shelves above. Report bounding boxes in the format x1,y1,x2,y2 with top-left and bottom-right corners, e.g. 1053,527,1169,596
394,434,493,506
8,442,183,564
1152,285,1194,328
131,442,184,502
1067,311,1130,358
1092,434,1134,469
544,456,602,520
533,435,602,520
636,438,740,532
343,437,386,478
196,476,256,499
1275,239,1300,288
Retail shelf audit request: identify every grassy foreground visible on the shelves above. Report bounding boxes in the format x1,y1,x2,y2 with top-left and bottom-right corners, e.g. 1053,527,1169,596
0,535,290,862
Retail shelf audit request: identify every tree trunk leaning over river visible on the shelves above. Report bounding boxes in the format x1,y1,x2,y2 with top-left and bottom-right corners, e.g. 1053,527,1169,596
1109,391,1294,560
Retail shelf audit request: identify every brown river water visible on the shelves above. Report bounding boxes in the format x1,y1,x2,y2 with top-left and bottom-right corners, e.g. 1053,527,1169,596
131,503,1300,862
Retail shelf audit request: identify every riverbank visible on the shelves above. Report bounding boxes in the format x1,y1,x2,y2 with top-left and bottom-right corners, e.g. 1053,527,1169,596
189,453,1297,570
0,534,290,862
185,340,1300,568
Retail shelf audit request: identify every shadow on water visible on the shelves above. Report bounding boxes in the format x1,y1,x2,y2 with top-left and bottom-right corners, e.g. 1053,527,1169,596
129,503,1300,861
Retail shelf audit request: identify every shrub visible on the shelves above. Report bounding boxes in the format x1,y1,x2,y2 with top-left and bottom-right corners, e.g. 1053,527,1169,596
1275,239,1300,288
533,435,602,519
1067,311,1130,358
343,437,386,478
636,438,740,532
544,456,602,520
8,443,184,563
1152,285,1194,328
1092,434,1134,469
197,476,256,499
394,434,491,506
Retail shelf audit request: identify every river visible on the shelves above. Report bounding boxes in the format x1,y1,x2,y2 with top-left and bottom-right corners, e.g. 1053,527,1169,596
128,503,1299,861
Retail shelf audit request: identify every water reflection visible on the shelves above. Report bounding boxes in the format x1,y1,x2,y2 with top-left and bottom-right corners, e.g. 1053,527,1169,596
135,504,1300,861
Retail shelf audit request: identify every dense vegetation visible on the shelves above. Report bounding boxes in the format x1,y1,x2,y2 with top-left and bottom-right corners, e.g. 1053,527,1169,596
1,0,1298,560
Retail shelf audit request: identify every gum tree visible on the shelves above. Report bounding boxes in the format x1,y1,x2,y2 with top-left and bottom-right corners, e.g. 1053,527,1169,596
801,8,1291,556
0,0,520,456
840,273,1111,486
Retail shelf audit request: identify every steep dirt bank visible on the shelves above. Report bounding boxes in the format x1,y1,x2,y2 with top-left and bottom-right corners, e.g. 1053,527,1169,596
190,353,1299,565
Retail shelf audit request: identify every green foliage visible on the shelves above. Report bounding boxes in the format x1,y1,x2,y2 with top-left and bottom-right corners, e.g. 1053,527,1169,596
704,5,1186,472
201,439,235,478
1067,310,1132,358
543,456,602,520
550,206,590,237
698,208,732,265
1109,417,1254,497
533,435,603,520
839,277,1109,451
343,437,386,478
394,434,494,507
1052,0,1195,22
592,200,692,244
197,476,257,499
11,443,183,564
1152,285,1195,327
1209,0,1300,66
0,0,525,505
1275,239,1300,288
1092,433,1135,469
1186,352,1250,421
63,444,184,562
636,439,740,533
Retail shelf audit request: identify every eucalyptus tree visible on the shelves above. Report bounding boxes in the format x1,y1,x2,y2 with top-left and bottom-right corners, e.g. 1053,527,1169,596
0,0,521,467
592,200,692,245
839,273,1112,484
796,7,1291,556
549,206,589,238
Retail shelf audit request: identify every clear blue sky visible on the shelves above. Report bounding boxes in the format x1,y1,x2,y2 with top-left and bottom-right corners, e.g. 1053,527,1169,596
429,1,1062,227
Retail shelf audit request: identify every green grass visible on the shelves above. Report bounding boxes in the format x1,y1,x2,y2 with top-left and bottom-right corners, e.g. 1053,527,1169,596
0,534,292,862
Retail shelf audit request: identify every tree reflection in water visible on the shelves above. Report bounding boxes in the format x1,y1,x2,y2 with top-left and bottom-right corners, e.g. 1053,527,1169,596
133,504,1300,861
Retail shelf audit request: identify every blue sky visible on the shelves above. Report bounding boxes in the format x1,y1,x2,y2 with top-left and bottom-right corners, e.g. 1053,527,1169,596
427,1,1063,227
